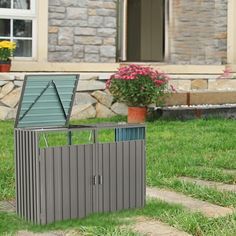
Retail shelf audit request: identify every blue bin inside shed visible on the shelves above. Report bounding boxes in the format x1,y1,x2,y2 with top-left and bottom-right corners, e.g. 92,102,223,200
115,127,145,141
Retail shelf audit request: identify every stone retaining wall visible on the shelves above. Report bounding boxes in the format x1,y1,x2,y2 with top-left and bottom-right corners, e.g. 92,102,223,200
0,73,128,121
1,72,236,120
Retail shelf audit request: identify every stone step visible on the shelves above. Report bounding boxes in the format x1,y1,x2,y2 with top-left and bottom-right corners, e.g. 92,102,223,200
178,177,236,192
133,217,191,236
165,91,236,106
146,187,234,218
0,200,15,213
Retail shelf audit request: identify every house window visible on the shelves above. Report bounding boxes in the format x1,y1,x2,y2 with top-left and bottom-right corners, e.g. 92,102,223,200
0,0,36,59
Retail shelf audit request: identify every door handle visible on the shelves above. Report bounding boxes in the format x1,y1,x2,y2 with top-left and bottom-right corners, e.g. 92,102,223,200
98,175,103,185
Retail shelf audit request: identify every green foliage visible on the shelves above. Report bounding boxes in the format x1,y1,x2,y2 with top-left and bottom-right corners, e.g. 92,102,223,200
0,41,16,61
106,64,170,107
109,76,168,106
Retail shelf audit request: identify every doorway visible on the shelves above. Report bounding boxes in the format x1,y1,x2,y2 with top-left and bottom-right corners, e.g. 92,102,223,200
119,0,165,62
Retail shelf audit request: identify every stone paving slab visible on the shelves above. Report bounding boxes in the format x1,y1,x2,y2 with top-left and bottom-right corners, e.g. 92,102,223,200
178,177,236,193
146,187,234,218
222,169,236,176
16,230,82,236
16,231,64,236
0,200,16,213
133,217,191,236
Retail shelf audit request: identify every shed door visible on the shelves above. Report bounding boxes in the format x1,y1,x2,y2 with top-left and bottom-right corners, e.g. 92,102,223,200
97,141,145,213
120,0,165,62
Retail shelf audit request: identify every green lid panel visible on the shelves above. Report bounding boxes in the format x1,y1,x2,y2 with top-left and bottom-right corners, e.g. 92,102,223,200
15,74,79,128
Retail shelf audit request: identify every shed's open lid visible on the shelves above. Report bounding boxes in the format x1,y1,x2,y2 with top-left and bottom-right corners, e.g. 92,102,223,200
15,74,79,128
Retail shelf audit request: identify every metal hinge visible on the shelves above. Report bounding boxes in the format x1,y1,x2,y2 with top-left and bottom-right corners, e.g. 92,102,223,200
92,175,97,185
93,175,103,185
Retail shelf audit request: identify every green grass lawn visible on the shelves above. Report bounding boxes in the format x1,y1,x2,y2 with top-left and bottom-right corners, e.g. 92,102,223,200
1,117,236,235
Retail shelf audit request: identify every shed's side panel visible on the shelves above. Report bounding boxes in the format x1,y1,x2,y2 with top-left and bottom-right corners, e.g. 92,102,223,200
15,130,39,223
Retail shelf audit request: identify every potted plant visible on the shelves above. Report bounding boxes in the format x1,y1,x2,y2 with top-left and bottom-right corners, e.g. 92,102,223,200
0,40,16,72
106,64,172,123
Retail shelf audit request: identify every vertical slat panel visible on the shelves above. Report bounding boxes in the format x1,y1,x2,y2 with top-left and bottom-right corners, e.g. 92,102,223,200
54,147,63,221
123,142,130,209
45,148,55,224
70,145,78,219
15,130,20,215
141,140,146,206
98,144,103,212
62,146,70,220
14,130,17,213
22,131,27,219
129,141,136,208
85,145,92,215
77,145,85,218
110,143,117,212
92,142,98,213
136,140,142,207
35,132,41,224
40,149,47,224
32,131,40,223
26,131,30,220
20,130,24,218
102,144,110,212
116,142,123,210
28,131,33,222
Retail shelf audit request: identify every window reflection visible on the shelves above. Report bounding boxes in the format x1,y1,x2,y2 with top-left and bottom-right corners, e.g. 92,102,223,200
13,20,32,37
0,0,11,8
13,0,30,9
0,19,10,36
14,39,32,57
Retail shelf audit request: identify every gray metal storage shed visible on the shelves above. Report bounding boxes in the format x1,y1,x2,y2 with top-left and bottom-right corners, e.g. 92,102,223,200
15,74,146,224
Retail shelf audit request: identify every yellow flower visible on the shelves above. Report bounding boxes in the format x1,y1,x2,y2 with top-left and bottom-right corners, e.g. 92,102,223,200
0,41,16,61
0,41,16,50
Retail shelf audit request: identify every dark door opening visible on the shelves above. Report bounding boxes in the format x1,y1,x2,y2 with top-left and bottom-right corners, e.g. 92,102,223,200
125,0,165,62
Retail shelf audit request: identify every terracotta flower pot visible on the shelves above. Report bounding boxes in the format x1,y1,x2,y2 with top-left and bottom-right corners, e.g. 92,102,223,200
128,107,147,123
0,60,11,72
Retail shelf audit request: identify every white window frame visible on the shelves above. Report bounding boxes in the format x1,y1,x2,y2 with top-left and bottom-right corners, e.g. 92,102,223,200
0,0,37,60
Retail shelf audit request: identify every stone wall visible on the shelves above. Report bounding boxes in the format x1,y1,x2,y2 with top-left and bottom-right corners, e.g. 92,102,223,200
1,72,236,120
0,73,128,121
169,0,227,65
48,0,117,63
47,0,227,65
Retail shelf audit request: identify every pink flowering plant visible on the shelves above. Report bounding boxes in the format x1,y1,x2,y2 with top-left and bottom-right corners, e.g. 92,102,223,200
106,64,171,107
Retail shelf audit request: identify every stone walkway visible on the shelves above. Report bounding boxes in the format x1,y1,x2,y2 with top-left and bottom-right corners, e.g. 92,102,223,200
132,217,190,236
132,217,191,236
146,187,234,218
222,169,236,176
178,176,236,192
16,231,65,236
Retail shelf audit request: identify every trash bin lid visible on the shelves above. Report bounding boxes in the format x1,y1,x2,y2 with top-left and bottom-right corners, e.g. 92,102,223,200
15,74,79,128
